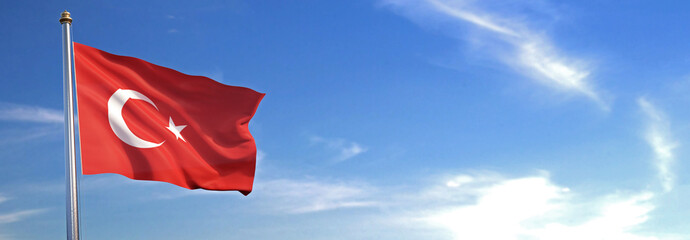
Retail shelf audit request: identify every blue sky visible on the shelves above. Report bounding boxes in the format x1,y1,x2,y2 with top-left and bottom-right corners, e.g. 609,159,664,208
2,0,690,239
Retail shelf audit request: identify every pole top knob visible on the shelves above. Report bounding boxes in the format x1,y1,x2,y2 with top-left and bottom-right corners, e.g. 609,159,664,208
60,10,72,24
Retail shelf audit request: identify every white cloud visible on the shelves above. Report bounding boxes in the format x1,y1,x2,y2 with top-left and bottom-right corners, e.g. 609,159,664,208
638,98,676,192
339,142,367,161
256,178,378,214
0,103,62,123
0,209,45,224
245,171,671,238
243,170,675,238
425,0,519,37
402,173,664,240
0,127,62,144
383,0,607,108
256,149,266,168
310,136,367,162
0,194,45,225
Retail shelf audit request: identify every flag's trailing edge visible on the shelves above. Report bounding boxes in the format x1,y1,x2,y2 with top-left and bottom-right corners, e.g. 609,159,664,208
74,42,264,195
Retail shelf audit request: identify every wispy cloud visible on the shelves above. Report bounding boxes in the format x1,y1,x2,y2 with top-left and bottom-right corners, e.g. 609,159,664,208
256,178,378,214
310,136,367,162
256,149,266,168
0,103,62,123
383,0,607,108
638,97,677,192
0,127,62,145
0,209,45,224
0,194,46,225
247,171,671,238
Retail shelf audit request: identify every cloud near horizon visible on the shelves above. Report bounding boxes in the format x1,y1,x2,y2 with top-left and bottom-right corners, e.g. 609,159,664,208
245,170,673,238
405,173,662,240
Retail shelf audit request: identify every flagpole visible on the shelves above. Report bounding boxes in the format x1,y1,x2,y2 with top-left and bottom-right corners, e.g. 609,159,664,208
60,10,80,240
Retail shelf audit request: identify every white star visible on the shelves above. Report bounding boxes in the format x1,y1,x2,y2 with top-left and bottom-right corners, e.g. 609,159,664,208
165,117,187,142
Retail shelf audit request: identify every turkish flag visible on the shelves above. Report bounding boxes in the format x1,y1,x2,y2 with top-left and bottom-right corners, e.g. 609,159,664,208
74,43,264,195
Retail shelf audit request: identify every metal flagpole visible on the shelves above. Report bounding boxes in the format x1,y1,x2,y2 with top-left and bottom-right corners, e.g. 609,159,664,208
60,10,80,240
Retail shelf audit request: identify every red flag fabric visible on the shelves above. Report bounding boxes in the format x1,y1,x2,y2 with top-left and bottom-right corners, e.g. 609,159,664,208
74,42,264,195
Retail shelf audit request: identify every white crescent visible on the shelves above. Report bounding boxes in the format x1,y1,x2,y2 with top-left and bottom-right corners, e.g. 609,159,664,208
107,89,164,148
